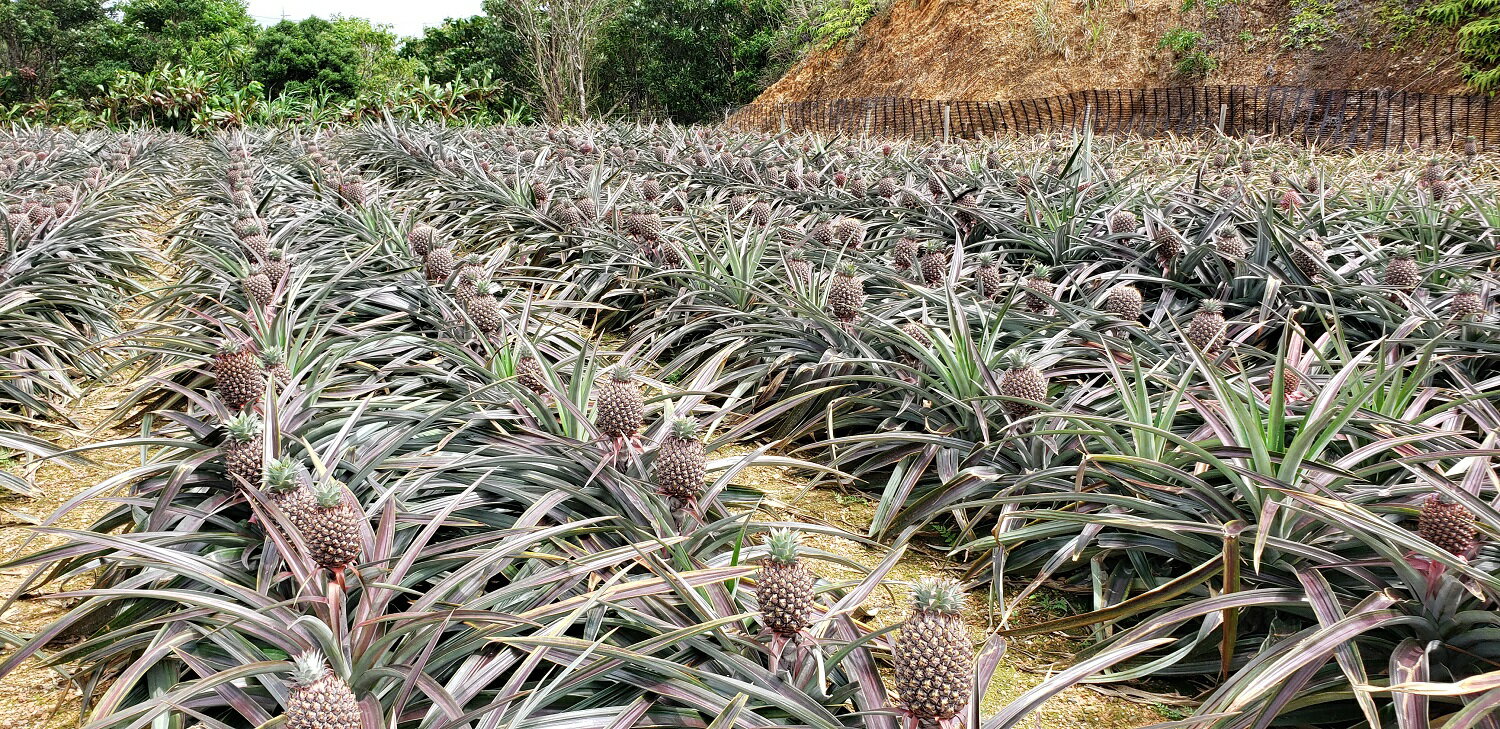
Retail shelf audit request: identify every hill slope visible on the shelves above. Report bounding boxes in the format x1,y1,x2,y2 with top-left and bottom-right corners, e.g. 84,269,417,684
755,0,1466,104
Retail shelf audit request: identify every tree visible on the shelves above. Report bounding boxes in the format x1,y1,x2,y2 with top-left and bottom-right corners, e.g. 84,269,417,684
328,16,421,95
484,0,625,122
0,0,130,101
402,15,527,87
120,0,259,77
248,17,361,99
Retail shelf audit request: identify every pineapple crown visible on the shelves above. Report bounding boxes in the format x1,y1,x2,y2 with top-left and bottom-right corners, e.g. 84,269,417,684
607,363,634,383
764,528,802,566
268,248,285,262
668,417,700,441
1200,298,1225,315
976,253,996,267
1454,277,1479,295
264,457,300,492
909,577,964,615
836,263,859,278
311,480,346,509
1025,261,1049,279
289,650,329,687
216,340,245,357
475,279,496,297
1389,245,1414,260
786,248,807,262
260,347,286,366
1004,349,1037,372
225,413,261,443
246,266,265,278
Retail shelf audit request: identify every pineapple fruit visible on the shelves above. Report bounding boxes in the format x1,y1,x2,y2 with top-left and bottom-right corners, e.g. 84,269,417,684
595,365,644,447
654,418,706,503
214,341,265,412
1000,352,1047,418
1418,496,1477,556
758,529,814,641
1102,283,1143,323
303,481,362,572
223,413,263,488
1020,264,1055,315
285,651,361,729
893,579,973,728
1382,245,1420,292
1186,299,1227,356
829,265,865,323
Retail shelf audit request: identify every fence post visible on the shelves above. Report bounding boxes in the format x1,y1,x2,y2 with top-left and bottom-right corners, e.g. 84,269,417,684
779,107,787,135
1218,103,1228,135
942,104,952,143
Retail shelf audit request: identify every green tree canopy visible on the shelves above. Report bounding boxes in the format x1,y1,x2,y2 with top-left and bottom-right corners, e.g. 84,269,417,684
0,0,131,100
120,0,259,75
248,16,361,99
401,14,528,90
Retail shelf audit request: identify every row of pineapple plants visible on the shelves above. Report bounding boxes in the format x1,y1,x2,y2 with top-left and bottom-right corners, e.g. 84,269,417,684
2,119,1498,729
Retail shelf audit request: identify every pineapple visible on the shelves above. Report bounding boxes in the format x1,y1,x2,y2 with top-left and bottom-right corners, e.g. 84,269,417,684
809,217,834,245
425,240,455,282
902,321,932,347
1153,223,1184,267
1278,189,1303,211
626,210,664,240
1021,264,1055,315
214,341,265,412
240,232,270,259
453,264,484,310
833,217,863,248
408,223,436,257
302,481,362,572
749,200,773,226
1108,209,1138,235
595,365,644,445
1102,283,1143,322
638,176,662,203
829,265,865,323
1450,278,1484,320
1186,299,1227,356
1382,245,1420,292
849,176,869,197
1291,236,1325,280
574,196,597,221
876,176,898,198
263,249,290,284
264,457,315,531
973,254,1002,300
1214,229,1249,259
285,651,360,729
1000,352,1047,418
1418,496,1477,556
467,280,502,334
892,235,920,271
654,418,706,502
261,348,292,385
893,579,972,727
223,413,263,488
514,351,549,396
758,529,814,638
244,268,275,308
785,249,813,287
337,178,366,207
920,246,948,288
1419,158,1443,189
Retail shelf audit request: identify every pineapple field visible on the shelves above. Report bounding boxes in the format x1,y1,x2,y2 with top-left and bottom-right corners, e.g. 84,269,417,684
0,121,1498,729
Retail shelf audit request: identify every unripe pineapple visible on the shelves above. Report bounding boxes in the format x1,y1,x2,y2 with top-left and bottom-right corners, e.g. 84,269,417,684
758,529,814,636
285,651,360,729
833,216,863,248
595,365,644,442
902,321,932,347
223,413,263,488
263,249,290,284
574,196,597,221
892,235,920,271
1382,245,1420,292
849,176,869,197
1419,158,1444,189
214,341,265,412
985,151,1002,169
244,268,275,308
785,249,813,287
893,579,972,725
625,210,663,240
514,352,549,395
1021,264,1055,315
973,254,1002,300
1418,496,1478,556
1278,189,1303,211
261,348,292,385
809,217,834,245
1450,278,1484,320
1103,283,1143,322
1186,299,1227,355
453,265,483,311
829,265,865,323
302,481,362,572
337,178,366,207
655,418,706,501
1291,236,1325,280
1000,352,1047,418
1214,229,1249,259
468,280,503,334
1108,209,1138,235
638,176,662,203
749,200,773,227
264,457,315,531
240,232,270,259
1153,223,1183,266
425,240,455,282
876,176,898,198
1430,178,1453,202
529,178,551,207
408,223,436,257
920,246,948,288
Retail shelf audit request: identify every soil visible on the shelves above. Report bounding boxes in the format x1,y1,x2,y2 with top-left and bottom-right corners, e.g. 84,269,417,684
754,0,1466,105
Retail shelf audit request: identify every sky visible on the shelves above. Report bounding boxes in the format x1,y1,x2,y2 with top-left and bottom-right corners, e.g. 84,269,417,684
245,0,484,38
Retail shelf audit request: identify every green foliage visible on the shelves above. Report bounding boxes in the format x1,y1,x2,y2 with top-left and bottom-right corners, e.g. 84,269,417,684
0,0,131,101
1158,26,1204,53
1428,0,1500,93
807,0,886,46
596,0,780,122
249,17,362,99
402,14,529,90
327,16,421,95
1158,27,1218,79
1279,0,1341,49
120,0,258,75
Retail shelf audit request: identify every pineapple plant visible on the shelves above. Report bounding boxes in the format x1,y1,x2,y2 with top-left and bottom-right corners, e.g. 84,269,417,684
1186,299,1227,356
893,579,973,728
467,280,503,334
425,240,455,282
1021,264,1055,315
920,246,948,288
1382,245,1420,292
595,365,645,450
758,529,815,651
828,264,864,323
973,254,1002,300
223,413,263,488
285,651,361,729
263,249,290,284
892,235,920,271
214,341,265,412
302,480,362,573
654,418,706,503
1291,235,1325,280
1418,496,1478,556
1102,283,1143,322
1214,229,1249,259
1000,352,1047,418
1450,278,1484,320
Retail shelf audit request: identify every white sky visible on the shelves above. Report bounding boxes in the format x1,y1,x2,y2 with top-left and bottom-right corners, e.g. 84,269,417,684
245,0,484,38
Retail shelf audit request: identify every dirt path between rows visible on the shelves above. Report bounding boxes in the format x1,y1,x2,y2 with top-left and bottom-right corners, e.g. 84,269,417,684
0,205,183,729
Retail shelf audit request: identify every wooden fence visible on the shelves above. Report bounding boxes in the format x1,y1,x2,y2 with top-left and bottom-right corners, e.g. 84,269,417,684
728,87,1499,151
